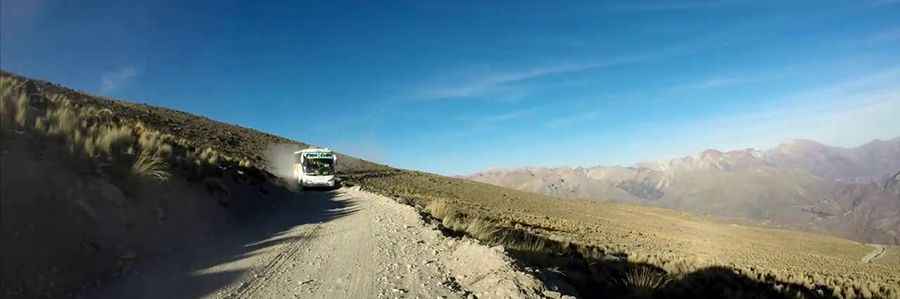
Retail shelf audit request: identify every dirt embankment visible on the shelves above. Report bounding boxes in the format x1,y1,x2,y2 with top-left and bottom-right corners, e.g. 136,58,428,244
0,128,304,298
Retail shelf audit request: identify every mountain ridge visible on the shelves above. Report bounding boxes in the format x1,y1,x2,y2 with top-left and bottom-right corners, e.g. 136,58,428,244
467,137,900,245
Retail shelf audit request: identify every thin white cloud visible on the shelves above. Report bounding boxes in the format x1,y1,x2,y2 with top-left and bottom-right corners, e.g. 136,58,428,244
545,110,603,129
446,108,539,139
99,66,138,93
479,108,537,123
419,63,603,100
668,73,776,92
680,77,754,90
414,22,739,102
415,52,672,101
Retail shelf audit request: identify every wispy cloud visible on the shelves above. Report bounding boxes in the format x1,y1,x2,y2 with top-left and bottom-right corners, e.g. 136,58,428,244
99,66,138,93
418,63,604,101
680,77,754,90
545,110,603,129
416,52,678,101
446,108,539,139
668,73,775,92
414,21,743,102
478,108,537,124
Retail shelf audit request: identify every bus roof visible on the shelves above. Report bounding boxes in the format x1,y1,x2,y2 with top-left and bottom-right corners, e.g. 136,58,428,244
294,148,332,154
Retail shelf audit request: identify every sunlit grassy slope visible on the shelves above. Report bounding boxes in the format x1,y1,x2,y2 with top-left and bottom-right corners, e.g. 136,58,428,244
351,170,899,298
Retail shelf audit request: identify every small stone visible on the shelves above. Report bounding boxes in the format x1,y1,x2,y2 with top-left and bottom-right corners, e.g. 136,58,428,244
391,288,407,293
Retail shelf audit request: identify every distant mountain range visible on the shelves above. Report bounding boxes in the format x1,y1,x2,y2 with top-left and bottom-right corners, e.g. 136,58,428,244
466,137,900,245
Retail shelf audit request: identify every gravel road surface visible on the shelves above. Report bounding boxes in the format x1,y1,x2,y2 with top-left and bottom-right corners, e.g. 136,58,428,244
85,187,558,299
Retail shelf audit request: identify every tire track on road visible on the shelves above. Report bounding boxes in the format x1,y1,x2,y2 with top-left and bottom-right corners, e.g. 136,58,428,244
224,223,322,299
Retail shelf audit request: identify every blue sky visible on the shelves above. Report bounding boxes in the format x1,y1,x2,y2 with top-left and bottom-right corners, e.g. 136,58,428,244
3,0,900,175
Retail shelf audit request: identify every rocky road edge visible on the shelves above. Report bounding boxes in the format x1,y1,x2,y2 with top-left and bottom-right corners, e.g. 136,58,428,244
348,187,572,299
862,244,886,264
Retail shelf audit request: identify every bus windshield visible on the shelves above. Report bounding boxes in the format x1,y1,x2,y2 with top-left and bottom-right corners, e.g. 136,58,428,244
303,158,335,176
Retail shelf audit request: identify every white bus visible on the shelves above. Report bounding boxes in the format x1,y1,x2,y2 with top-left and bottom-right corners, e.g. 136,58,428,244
293,148,338,189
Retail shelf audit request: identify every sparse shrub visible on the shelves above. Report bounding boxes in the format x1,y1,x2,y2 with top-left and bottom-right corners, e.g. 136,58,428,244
620,265,671,296
0,79,186,187
661,258,698,278
466,217,502,240
83,134,97,157
95,126,133,157
199,147,219,165
491,226,550,253
239,158,252,168
47,105,79,137
426,199,454,219
131,149,170,181
158,144,173,159
15,93,29,127
425,199,552,253
34,116,47,133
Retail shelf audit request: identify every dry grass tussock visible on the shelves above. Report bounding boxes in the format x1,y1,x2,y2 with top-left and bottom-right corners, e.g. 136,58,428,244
621,265,671,294
0,76,250,186
426,200,550,253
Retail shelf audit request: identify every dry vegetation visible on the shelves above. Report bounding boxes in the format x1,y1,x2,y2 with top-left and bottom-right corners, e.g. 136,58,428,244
0,72,305,298
0,76,261,192
350,170,900,298
0,71,387,175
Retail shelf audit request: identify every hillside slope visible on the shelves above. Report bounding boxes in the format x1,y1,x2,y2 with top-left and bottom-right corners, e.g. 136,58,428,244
468,141,900,245
354,171,900,298
1,70,388,175
0,71,387,298
2,71,898,299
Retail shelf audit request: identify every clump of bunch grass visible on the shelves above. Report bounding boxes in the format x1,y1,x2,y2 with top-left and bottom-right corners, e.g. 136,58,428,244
132,149,170,181
425,200,551,253
0,77,175,183
620,265,671,296
0,77,26,128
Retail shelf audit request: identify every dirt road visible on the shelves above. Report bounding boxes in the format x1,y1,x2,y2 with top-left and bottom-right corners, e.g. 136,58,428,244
84,187,557,299
861,244,886,263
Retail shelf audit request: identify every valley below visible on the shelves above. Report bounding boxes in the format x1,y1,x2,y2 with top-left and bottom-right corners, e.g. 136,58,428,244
467,140,900,246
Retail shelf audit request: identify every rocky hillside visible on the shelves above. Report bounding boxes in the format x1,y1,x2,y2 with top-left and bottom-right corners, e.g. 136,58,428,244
0,70,388,175
467,139,900,245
